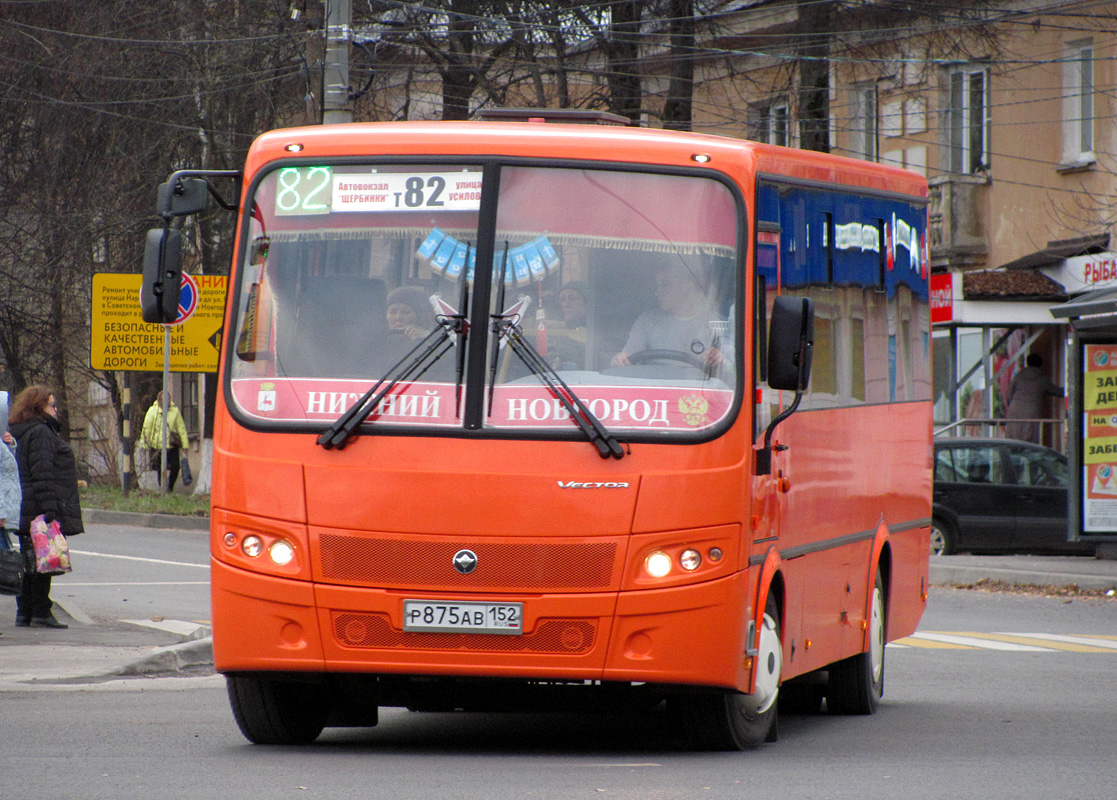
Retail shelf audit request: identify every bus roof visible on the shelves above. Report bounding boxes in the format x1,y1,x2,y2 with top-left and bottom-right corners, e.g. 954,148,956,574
246,120,928,201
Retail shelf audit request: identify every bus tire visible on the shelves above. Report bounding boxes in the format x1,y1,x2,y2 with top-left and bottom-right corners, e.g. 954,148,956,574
680,597,781,750
827,569,885,715
227,675,329,745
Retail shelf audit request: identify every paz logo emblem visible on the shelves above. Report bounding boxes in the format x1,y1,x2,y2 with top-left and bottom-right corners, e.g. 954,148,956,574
453,549,478,575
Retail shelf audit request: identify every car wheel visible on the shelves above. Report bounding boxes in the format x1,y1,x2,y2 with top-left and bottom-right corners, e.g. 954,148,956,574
930,519,955,556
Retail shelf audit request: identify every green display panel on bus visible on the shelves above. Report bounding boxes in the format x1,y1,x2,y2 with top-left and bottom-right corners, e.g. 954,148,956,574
275,166,332,216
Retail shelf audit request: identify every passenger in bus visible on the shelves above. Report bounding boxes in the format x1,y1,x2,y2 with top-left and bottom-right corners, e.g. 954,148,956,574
386,286,435,342
558,281,589,329
382,286,450,380
610,265,726,370
543,281,590,370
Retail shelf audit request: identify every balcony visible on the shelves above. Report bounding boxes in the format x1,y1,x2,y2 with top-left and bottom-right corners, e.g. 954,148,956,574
928,174,990,270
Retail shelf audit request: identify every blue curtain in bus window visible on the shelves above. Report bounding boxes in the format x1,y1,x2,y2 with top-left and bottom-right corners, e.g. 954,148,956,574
779,192,809,288
833,199,881,289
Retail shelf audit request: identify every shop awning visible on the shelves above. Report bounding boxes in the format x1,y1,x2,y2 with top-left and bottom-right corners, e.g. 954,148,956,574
1050,286,1117,330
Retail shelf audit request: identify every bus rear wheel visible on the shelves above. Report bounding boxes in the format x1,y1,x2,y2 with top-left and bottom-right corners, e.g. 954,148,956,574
227,675,330,745
680,599,781,750
827,569,885,715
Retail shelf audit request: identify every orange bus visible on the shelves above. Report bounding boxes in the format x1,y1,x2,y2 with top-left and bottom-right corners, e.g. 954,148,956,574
143,110,931,749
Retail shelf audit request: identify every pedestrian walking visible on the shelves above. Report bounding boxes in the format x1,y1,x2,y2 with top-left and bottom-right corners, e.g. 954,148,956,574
9,385,83,628
142,391,190,492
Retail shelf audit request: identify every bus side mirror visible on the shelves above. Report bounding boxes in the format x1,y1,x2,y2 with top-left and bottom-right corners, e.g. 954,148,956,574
767,295,814,392
756,296,814,475
157,178,209,218
140,228,183,324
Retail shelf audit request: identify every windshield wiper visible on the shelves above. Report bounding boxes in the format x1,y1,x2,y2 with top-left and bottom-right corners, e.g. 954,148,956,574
491,310,625,460
318,274,471,451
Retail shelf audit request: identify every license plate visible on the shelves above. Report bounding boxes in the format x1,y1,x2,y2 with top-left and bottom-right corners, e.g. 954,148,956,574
403,600,523,635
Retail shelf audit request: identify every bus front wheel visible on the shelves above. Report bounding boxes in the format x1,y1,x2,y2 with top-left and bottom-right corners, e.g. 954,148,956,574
826,569,885,715
679,598,781,750
227,674,330,745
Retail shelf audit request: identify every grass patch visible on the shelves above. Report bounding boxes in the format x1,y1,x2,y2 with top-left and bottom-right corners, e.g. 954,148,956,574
80,484,210,517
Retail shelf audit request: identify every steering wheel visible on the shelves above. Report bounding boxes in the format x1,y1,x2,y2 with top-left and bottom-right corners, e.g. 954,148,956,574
626,349,705,368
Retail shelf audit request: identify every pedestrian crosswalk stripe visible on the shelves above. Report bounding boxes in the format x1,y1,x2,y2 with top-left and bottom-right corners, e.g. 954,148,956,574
892,632,1117,652
903,632,1053,651
1000,633,1117,651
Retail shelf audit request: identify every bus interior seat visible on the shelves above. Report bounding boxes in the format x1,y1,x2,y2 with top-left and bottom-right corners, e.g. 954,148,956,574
279,277,388,377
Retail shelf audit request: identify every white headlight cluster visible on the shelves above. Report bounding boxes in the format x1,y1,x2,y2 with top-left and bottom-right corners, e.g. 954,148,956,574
225,531,296,566
644,546,723,578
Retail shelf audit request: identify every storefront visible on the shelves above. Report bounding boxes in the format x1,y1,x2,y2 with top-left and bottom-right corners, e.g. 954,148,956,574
931,269,1067,449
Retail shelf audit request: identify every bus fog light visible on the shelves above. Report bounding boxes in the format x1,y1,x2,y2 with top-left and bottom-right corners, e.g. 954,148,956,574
223,532,237,548
269,539,295,566
242,535,264,558
708,547,723,562
680,549,702,571
646,551,672,578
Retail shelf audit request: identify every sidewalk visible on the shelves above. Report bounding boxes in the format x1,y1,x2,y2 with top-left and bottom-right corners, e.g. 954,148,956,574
3,510,1116,688
929,553,1117,592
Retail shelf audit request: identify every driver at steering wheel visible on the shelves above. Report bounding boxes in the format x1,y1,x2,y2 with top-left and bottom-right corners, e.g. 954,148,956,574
610,264,727,370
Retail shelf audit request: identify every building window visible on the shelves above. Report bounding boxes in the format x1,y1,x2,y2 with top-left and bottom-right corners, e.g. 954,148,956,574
850,82,878,160
749,100,790,147
1062,40,1094,166
946,66,988,175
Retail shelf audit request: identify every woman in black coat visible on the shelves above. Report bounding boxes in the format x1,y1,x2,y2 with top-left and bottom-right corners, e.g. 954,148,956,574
9,385,83,628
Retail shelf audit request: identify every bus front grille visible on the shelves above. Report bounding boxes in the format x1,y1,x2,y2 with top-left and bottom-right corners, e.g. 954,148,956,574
333,613,597,654
318,535,618,590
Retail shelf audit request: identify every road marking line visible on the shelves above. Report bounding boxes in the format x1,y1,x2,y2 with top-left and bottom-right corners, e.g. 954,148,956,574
69,550,208,569
1001,633,1117,651
973,633,1113,653
906,632,1054,651
892,636,977,649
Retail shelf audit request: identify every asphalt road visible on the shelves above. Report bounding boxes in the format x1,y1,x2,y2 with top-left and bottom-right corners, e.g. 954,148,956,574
2,585,1116,800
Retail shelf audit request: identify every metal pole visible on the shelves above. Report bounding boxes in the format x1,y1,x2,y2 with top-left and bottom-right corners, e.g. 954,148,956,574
322,0,352,124
121,375,132,497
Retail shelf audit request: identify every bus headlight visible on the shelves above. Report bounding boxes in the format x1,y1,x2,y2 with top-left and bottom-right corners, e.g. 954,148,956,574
241,535,264,558
269,539,295,566
646,551,673,578
679,548,702,571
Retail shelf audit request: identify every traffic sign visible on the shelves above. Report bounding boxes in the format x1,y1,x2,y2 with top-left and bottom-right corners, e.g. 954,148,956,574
91,273,227,372
175,273,199,324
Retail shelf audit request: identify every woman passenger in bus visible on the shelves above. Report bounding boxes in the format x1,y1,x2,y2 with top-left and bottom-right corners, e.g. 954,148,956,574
381,286,451,380
385,286,435,341
542,281,590,371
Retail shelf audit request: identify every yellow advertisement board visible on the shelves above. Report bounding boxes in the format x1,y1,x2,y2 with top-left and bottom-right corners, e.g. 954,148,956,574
91,273,227,372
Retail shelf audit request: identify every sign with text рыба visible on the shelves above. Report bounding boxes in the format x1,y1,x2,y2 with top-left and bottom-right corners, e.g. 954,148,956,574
91,273,227,372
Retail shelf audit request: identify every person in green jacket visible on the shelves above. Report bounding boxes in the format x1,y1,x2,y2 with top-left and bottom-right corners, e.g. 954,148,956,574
142,391,190,491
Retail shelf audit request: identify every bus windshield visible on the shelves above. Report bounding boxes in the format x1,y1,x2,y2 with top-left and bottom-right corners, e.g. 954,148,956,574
229,162,741,439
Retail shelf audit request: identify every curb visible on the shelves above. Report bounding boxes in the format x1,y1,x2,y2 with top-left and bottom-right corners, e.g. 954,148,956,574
110,636,214,679
83,508,209,532
929,563,1117,592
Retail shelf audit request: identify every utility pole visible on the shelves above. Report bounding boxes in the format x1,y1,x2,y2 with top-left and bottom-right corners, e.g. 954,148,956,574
322,0,352,124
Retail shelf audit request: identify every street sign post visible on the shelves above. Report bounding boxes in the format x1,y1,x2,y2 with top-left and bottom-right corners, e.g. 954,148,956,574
91,273,227,372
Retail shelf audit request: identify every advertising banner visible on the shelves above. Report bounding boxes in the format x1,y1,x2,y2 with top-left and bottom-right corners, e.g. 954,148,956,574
1081,343,1117,532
